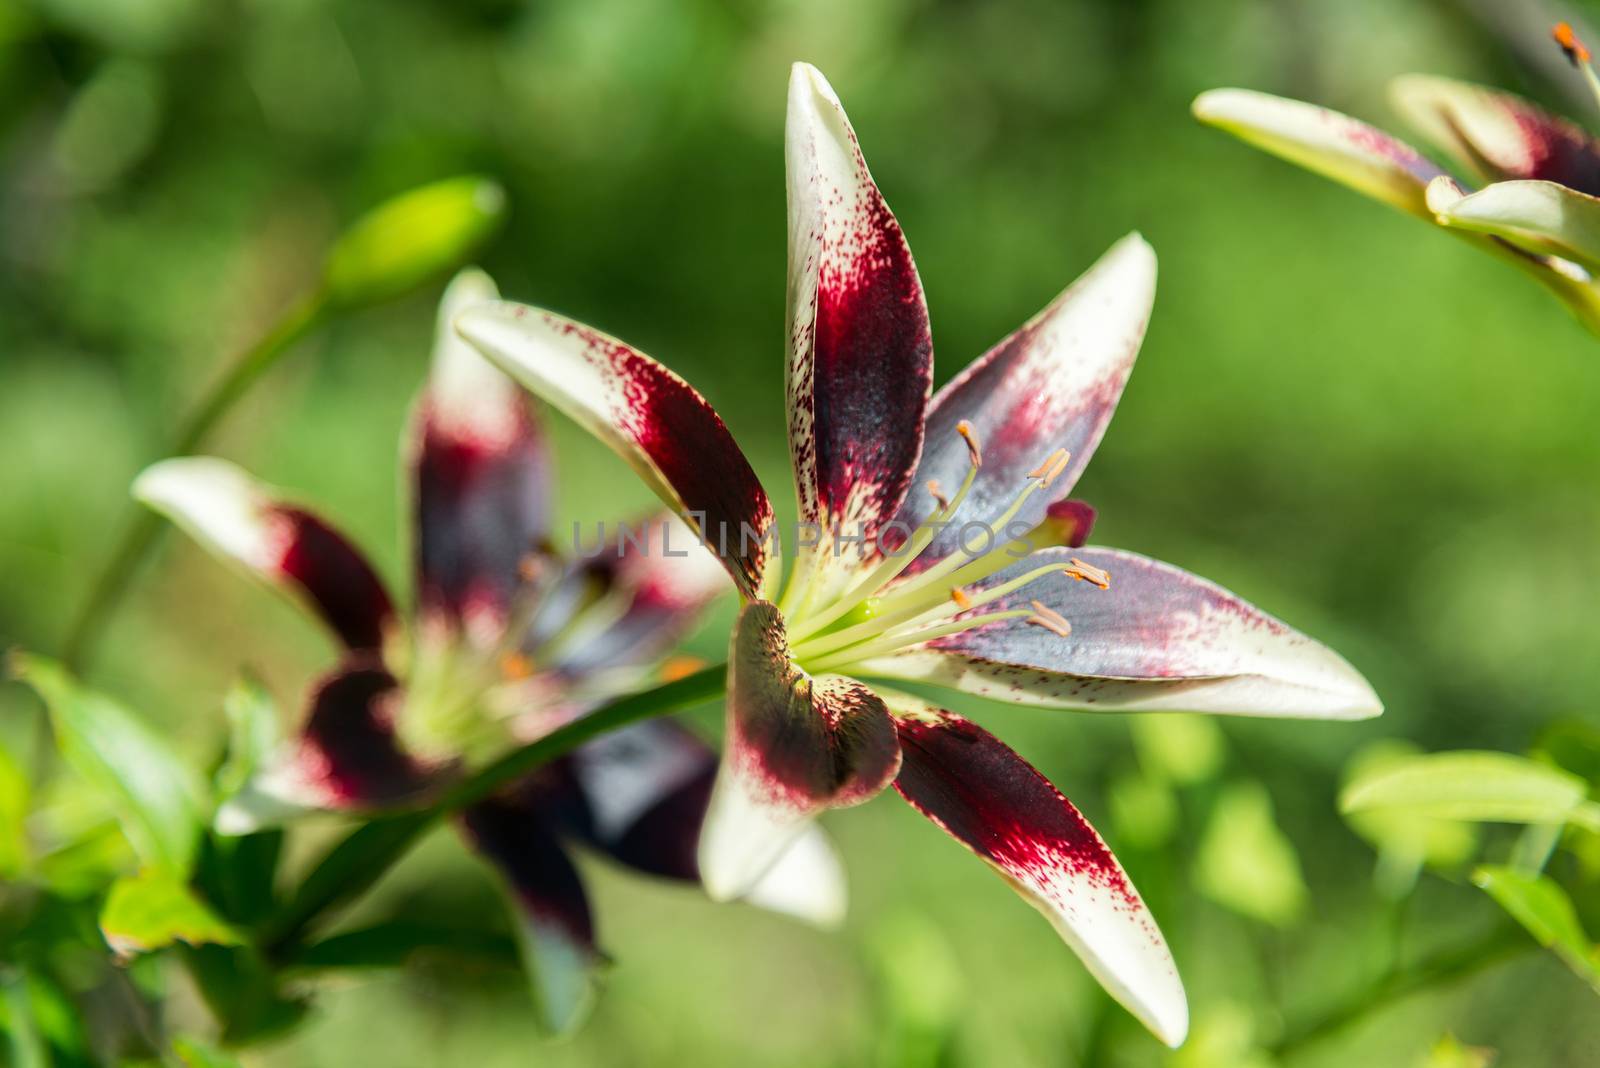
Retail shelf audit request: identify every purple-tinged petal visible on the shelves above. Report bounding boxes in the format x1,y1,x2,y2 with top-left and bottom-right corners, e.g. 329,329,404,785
413,269,551,635
456,303,775,601
457,795,601,1034
698,601,899,899
889,700,1186,1047
1391,75,1600,195
216,662,434,833
892,236,1153,569
134,458,394,651
786,62,933,589
542,513,731,680
860,547,1381,719
1193,88,1446,218
1041,499,1096,549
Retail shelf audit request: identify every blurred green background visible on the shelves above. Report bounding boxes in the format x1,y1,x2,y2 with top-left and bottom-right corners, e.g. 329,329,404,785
3,0,1600,1063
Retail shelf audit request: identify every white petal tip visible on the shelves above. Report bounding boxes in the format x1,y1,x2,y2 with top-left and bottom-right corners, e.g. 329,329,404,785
1424,174,1468,217
739,825,848,929
788,61,839,107
132,457,272,567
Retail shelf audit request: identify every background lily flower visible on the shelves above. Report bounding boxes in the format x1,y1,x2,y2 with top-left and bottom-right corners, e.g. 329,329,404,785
133,268,843,1032
457,62,1383,1048
1194,24,1600,335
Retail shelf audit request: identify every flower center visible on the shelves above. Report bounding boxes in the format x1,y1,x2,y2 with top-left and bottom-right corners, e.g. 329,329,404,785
782,422,1112,674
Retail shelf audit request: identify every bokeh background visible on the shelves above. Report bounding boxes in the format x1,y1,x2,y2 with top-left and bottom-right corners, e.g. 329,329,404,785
3,0,1600,1063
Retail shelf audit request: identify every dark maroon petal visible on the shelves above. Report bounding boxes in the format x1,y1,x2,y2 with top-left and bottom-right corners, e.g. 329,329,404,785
862,547,1380,718
1042,498,1096,549
295,662,433,807
697,600,900,899
457,795,601,1033
455,304,775,600
891,236,1154,571
1392,75,1600,195
414,269,552,633
786,64,933,580
133,458,395,652
891,705,1185,1045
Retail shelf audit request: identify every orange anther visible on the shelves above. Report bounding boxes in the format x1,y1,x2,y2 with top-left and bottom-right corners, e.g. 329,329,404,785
956,421,983,467
1556,22,1591,66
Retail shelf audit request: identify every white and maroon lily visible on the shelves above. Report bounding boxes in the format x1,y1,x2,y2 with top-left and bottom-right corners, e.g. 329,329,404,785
1195,23,1600,335
456,63,1382,1047
133,268,842,1032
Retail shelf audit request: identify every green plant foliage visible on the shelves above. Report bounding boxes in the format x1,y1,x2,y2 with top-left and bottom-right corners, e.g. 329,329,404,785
1473,866,1600,992
98,871,242,959
1130,714,1225,786
1195,781,1308,927
1340,750,1596,829
1342,742,1478,896
0,743,29,879
9,654,204,877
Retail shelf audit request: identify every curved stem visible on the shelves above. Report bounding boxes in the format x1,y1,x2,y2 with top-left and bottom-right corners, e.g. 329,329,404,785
261,662,726,956
62,292,327,670
1269,925,1534,1059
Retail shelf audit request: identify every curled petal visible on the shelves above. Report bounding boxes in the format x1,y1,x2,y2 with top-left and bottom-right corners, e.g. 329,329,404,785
889,701,1186,1047
1427,177,1600,273
134,458,394,651
1040,498,1097,550
456,303,774,600
457,795,601,1035
217,662,433,833
786,62,933,591
1390,74,1600,195
1193,88,1446,218
698,601,899,900
892,236,1152,569
861,547,1381,719
414,268,552,633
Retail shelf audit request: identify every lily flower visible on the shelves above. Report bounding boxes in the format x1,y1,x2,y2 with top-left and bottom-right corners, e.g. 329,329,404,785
456,63,1382,1047
1195,22,1600,335
133,268,842,1032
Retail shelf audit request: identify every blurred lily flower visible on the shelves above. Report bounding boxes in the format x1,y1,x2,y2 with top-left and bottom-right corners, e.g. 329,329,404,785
1194,23,1600,335
458,63,1383,1047
134,269,843,1032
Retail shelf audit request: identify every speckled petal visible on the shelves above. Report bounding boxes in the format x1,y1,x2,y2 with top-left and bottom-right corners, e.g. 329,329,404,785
889,699,1186,1047
457,795,601,1034
1391,74,1600,195
413,268,551,634
859,547,1381,719
134,458,394,651
1193,88,1446,218
786,62,933,595
891,236,1152,570
456,303,775,600
697,600,899,899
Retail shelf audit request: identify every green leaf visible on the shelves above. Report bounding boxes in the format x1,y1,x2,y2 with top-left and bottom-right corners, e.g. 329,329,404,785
99,870,242,958
322,175,506,308
1535,719,1600,789
1418,1034,1495,1068
1195,781,1308,927
215,672,279,804
1342,742,1478,896
0,968,49,1068
11,653,204,876
171,1035,243,1068
1473,865,1600,991
1107,770,1178,849
1340,750,1590,827
0,742,29,878
1130,714,1225,786
288,921,519,972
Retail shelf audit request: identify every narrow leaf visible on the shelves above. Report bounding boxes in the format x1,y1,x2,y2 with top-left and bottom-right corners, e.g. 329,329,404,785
1473,865,1599,990
1341,750,1588,826
11,653,204,876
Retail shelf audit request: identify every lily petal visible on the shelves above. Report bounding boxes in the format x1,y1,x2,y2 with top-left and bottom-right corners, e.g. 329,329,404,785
892,235,1153,569
556,719,847,927
889,701,1187,1047
1193,87,1446,218
414,268,552,633
1427,177,1600,273
860,547,1381,719
134,458,394,651
786,62,934,591
698,601,899,899
1390,74,1600,195
456,303,774,600
458,795,602,1035
217,662,432,832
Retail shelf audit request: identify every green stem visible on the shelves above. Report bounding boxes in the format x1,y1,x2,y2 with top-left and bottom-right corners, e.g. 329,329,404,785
1269,925,1534,1059
62,292,328,671
261,663,726,957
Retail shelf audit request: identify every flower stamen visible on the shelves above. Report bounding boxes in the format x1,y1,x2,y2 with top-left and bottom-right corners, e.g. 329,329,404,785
956,420,982,466
927,479,950,513
1026,600,1073,638
1064,557,1111,589
1555,22,1600,116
